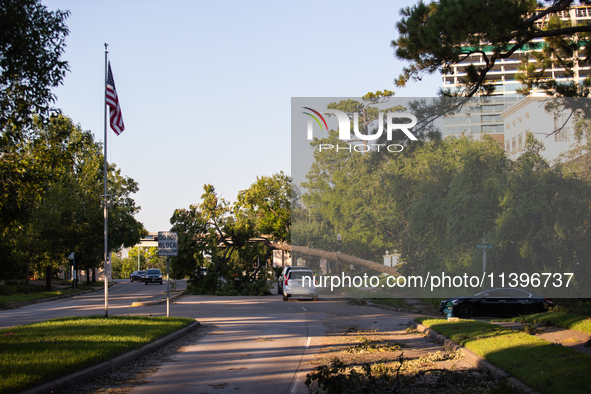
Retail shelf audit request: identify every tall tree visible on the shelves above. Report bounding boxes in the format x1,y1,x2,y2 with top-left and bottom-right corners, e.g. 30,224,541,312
6,115,145,289
0,0,70,140
0,0,70,228
235,171,292,242
169,205,211,279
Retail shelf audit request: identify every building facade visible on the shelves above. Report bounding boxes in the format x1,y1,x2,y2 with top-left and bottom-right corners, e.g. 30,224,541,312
442,5,591,150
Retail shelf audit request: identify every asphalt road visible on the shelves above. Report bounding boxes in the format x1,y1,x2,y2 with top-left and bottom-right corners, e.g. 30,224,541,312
1,282,426,394
124,295,429,394
0,279,178,329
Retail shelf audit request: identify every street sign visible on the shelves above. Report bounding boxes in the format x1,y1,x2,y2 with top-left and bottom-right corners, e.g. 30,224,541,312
476,243,493,249
158,231,178,256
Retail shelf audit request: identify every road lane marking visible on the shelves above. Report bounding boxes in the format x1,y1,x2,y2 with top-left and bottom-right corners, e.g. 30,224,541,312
305,336,311,348
290,373,301,393
302,307,307,311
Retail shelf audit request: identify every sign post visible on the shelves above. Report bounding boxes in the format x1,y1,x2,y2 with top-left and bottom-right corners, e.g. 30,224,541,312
68,252,76,289
476,239,493,288
158,231,178,317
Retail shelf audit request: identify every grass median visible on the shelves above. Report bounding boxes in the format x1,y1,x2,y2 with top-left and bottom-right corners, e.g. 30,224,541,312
0,315,195,394
416,317,591,394
502,298,591,335
0,281,106,309
503,311,591,335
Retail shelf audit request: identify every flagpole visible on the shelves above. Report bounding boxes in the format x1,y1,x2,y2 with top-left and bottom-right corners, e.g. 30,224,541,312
104,43,109,317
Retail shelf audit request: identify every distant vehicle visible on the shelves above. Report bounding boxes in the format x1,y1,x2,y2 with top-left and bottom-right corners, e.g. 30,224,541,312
439,287,554,318
130,271,145,282
145,268,163,285
278,266,313,294
139,271,148,282
283,267,318,301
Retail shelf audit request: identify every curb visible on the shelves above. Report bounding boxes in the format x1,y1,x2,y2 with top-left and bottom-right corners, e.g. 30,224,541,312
408,320,542,394
131,291,184,307
19,319,201,394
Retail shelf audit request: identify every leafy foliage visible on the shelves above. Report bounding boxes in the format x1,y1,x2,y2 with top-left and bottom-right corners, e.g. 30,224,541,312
393,0,591,99
297,123,591,294
170,173,291,295
0,0,70,141
0,116,145,285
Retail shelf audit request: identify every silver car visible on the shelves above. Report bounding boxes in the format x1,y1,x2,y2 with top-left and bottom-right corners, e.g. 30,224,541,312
278,266,313,294
283,268,318,301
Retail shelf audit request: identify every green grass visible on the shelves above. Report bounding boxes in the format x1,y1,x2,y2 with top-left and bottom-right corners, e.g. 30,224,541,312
416,317,591,394
0,288,91,308
0,282,108,309
553,299,591,315
417,298,442,308
0,315,195,394
505,311,591,335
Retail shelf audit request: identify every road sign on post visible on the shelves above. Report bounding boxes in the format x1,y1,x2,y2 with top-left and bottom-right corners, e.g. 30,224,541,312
476,243,493,249
158,231,178,256
158,231,178,317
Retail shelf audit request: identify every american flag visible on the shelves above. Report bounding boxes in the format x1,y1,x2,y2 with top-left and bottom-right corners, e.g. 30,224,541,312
106,62,125,135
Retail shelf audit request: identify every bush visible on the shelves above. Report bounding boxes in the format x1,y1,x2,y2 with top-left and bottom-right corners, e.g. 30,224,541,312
185,270,271,296
0,284,45,295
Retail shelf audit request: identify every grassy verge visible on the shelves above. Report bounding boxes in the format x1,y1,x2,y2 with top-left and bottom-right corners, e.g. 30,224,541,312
504,311,591,335
416,317,591,394
0,286,97,309
0,315,195,394
418,298,442,308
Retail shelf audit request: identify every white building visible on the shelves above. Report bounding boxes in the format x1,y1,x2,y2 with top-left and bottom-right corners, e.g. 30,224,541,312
442,5,591,145
501,97,577,162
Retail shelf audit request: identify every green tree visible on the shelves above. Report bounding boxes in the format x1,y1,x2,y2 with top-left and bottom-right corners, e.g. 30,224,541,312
171,175,293,295
235,171,292,242
494,134,591,281
5,115,145,289
169,205,210,279
0,0,70,238
111,252,137,280
0,0,70,138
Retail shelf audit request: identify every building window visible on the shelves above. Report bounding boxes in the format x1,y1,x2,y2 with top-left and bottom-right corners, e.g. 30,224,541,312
554,113,570,141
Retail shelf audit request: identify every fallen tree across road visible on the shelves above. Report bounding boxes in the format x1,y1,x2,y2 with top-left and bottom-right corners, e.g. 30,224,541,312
266,242,399,276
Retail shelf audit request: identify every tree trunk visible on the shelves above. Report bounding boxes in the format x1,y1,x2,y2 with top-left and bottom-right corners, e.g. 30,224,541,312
92,267,96,283
25,259,30,294
45,265,52,291
266,243,400,276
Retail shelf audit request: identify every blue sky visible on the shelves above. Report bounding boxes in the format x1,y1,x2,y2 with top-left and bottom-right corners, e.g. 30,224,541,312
42,0,441,232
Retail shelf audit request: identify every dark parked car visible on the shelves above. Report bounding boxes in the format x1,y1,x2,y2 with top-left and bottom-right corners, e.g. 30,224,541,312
139,271,148,282
144,268,163,285
440,287,554,318
130,270,145,282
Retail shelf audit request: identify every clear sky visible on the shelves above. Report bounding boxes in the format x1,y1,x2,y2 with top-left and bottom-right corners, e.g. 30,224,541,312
42,0,442,232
